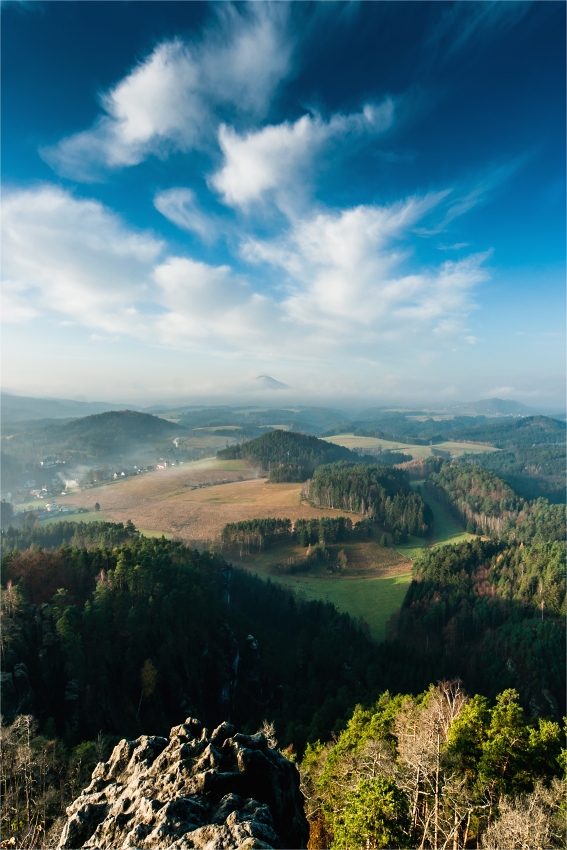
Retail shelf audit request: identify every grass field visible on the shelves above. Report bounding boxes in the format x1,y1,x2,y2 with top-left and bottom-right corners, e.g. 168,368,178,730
40,510,104,525
393,481,475,560
323,434,498,459
138,528,174,539
265,572,412,641
55,459,354,542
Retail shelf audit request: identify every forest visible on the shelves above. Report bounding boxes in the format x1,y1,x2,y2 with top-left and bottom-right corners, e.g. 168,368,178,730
1,451,565,847
426,461,566,540
217,430,364,477
306,463,432,541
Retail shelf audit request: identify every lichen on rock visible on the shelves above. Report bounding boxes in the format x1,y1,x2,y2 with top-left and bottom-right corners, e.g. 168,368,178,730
57,718,308,849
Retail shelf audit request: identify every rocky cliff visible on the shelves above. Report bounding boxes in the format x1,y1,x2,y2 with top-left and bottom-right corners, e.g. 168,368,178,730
57,717,308,849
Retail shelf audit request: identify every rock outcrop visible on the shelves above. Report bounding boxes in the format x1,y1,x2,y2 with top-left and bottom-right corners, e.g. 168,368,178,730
57,717,308,849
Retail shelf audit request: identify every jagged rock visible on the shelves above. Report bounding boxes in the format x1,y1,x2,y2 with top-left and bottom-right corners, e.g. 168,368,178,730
57,718,308,849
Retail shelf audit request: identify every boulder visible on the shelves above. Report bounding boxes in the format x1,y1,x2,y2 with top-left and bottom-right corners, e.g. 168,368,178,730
57,718,308,849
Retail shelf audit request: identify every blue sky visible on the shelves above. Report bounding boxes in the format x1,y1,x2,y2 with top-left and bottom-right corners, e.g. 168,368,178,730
2,1,565,407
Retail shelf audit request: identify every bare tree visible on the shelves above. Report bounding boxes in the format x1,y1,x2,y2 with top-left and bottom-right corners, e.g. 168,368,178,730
481,779,566,849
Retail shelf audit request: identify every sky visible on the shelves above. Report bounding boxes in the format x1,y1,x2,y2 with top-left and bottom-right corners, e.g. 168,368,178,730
1,0,565,408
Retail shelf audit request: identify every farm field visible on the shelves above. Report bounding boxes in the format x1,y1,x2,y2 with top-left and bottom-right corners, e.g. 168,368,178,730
323,434,499,459
55,459,356,543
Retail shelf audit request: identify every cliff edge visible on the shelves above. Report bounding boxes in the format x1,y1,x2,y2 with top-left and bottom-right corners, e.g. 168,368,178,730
57,717,308,849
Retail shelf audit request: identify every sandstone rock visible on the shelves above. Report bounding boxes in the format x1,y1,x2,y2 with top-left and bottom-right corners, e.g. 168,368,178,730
57,718,308,849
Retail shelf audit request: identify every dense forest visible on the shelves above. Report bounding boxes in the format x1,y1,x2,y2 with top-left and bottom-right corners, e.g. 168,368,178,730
1,528,435,845
217,430,363,477
426,461,566,540
306,463,432,541
392,538,566,716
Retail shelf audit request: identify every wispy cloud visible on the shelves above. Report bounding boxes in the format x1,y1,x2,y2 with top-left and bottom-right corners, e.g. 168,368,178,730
41,4,293,181
426,1,532,59
154,188,218,243
2,185,163,332
211,101,394,212
416,159,526,236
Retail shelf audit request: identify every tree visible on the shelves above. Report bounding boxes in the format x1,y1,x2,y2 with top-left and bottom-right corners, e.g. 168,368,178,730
94,502,100,512
331,776,410,849
481,779,566,849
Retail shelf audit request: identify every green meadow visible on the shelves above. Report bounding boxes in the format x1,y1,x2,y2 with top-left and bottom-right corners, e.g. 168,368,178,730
264,571,411,641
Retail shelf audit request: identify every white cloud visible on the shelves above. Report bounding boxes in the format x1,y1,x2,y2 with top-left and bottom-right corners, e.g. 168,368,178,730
152,256,282,354
2,184,489,370
41,4,293,180
1,185,163,333
211,100,394,210
243,194,487,345
154,188,217,242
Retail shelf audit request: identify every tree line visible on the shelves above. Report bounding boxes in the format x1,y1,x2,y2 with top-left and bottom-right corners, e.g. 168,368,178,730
1,519,138,555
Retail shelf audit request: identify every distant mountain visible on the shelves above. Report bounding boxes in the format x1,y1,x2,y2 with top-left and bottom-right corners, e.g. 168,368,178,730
256,375,290,390
447,398,533,415
1,392,133,423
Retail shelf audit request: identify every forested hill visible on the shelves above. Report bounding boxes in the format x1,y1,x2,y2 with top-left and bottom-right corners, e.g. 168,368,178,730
451,414,565,447
3,410,186,465
452,416,566,504
217,429,360,476
426,461,566,541
56,410,183,443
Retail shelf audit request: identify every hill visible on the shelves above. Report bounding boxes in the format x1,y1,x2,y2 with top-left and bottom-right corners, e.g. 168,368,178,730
451,415,565,447
56,409,183,445
217,429,362,478
451,417,566,503
1,411,189,496
1,391,132,423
